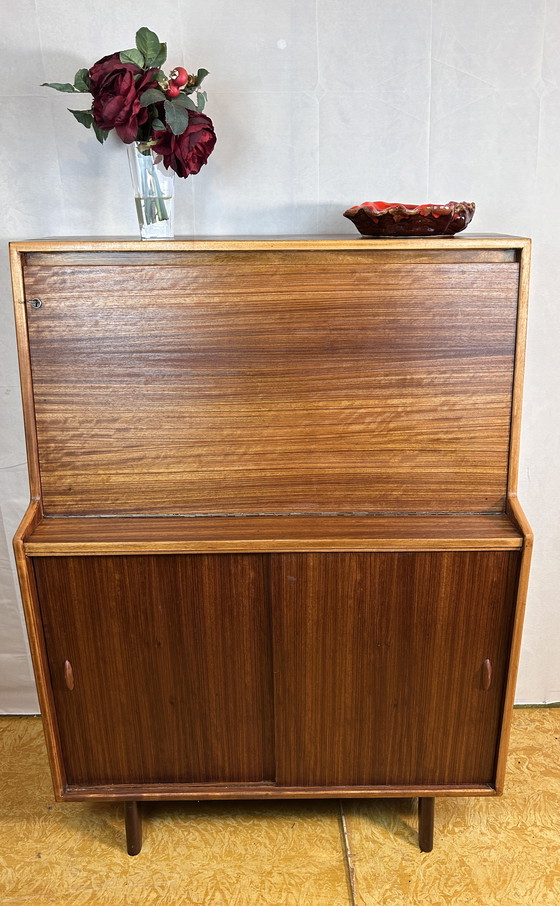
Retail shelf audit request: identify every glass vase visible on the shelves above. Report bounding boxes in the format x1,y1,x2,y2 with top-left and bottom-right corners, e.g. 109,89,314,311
127,142,175,240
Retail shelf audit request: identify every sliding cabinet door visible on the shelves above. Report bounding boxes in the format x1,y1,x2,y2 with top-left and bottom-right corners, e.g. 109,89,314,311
33,554,274,788
273,551,520,788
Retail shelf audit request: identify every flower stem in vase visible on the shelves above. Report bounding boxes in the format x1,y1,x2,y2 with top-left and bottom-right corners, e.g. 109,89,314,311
128,142,175,240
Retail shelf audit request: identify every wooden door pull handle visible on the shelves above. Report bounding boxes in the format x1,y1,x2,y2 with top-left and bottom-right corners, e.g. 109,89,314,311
482,658,492,691
64,660,75,691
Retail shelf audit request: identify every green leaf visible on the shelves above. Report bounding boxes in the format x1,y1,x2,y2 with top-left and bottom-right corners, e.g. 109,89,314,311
171,93,197,111
151,42,167,69
68,108,94,129
164,99,189,135
92,122,110,144
197,92,206,112
196,68,209,85
156,70,168,87
41,82,77,93
73,69,90,92
151,118,165,131
136,27,161,62
120,48,145,68
139,87,167,107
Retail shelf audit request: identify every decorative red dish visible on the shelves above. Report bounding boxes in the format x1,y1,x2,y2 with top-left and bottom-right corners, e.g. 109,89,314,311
343,201,476,237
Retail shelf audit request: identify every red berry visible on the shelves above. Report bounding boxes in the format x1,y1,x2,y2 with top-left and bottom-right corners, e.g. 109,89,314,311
170,66,188,88
166,84,180,98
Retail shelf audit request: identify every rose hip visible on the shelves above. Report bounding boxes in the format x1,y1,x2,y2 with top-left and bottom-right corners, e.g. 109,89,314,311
170,66,188,87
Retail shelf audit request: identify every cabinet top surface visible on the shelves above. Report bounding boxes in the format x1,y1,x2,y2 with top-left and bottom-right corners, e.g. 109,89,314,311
10,233,530,253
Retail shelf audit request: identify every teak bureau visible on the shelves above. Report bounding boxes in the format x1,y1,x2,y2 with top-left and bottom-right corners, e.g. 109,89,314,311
11,236,532,855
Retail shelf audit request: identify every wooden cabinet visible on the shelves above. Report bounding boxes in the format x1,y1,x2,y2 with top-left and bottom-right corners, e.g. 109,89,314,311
11,237,532,855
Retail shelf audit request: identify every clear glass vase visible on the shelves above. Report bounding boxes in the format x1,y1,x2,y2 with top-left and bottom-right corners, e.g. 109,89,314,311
127,142,175,240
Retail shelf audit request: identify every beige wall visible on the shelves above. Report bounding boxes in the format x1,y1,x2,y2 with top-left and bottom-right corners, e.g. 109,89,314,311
1,0,559,710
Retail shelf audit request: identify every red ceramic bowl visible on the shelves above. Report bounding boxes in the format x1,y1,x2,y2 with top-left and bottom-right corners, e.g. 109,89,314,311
343,201,476,237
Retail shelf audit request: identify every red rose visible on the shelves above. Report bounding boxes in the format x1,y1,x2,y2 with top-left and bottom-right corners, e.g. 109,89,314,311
88,53,158,143
152,112,216,178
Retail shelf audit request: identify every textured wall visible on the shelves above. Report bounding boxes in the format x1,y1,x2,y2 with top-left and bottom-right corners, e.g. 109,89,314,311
1,0,559,710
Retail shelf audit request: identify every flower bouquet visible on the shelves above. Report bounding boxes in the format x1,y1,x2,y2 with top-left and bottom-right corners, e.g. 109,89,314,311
43,27,216,238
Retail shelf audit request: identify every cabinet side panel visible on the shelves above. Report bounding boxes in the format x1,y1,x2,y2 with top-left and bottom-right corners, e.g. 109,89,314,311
12,529,66,797
23,252,518,515
10,247,42,499
273,551,520,788
32,554,275,786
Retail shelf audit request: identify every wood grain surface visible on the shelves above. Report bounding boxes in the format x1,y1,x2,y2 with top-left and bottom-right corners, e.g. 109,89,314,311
24,513,523,556
273,550,520,788
22,247,518,267
33,554,275,787
495,494,534,792
12,502,68,796
58,781,496,801
31,547,520,793
21,249,520,516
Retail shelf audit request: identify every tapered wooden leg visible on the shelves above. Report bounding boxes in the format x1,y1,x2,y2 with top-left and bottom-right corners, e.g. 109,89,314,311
125,801,142,855
418,797,435,852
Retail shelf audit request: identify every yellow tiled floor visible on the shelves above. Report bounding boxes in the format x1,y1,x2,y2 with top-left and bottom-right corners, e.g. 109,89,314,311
1,708,559,904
